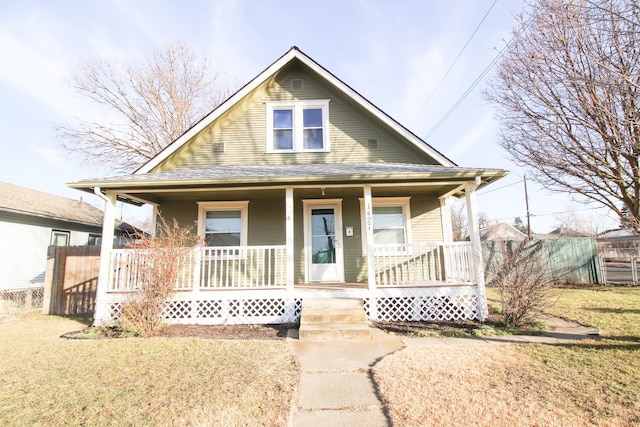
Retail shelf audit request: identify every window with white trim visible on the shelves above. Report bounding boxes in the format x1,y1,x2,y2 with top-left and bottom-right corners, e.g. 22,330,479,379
360,197,412,254
51,230,70,246
197,201,249,247
266,100,330,152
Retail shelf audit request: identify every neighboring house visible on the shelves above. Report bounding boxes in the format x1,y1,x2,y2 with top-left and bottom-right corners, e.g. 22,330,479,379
69,47,507,326
535,225,590,240
598,228,640,246
479,222,528,241
0,181,136,292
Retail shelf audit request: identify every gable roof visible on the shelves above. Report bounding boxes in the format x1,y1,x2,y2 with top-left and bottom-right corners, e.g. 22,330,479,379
136,46,457,174
0,181,133,231
480,222,528,241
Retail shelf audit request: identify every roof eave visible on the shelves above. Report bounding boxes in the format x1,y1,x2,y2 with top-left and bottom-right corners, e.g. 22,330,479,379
68,169,507,192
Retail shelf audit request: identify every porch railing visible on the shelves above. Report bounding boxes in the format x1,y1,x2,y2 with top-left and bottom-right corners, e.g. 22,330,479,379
374,242,475,287
108,245,287,291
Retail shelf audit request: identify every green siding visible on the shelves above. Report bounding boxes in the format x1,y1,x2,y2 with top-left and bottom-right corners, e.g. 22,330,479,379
155,64,437,172
156,188,443,284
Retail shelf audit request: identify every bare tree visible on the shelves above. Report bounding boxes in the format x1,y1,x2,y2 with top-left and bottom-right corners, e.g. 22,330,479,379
58,41,230,172
451,201,489,241
486,0,640,232
553,208,607,236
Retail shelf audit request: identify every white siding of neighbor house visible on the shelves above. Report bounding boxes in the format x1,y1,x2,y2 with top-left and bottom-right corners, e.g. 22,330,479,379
0,218,101,290
0,220,51,289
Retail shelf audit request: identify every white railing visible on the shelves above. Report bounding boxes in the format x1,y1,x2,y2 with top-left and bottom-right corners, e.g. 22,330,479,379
108,245,287,291
199,246,286,289
374,242,475,287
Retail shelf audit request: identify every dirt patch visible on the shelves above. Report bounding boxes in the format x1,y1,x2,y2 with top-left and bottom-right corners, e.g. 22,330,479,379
156,323,290,339
62,323,292,340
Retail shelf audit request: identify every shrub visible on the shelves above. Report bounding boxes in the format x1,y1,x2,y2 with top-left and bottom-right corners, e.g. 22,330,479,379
486,240,553,327
119,217,200,336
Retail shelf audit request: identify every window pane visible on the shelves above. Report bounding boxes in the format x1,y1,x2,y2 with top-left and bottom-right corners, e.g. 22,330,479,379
274,129,293,150
51,232,69,246
373,229,405,245
312,236,336,264
205,232,241,247
303,108,322,127
373,206,404,228
206,210,241,232
273,109,292,128
304,129,324,149
311,209,334,235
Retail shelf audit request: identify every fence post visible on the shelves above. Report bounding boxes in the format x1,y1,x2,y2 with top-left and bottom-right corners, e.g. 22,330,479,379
42,246,56,314
632,250,638,286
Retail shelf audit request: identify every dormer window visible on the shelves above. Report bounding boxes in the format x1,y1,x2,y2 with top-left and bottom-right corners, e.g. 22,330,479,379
266,100,330,152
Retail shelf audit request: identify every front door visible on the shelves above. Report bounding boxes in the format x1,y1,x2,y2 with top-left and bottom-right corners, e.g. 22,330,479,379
304,201,344,283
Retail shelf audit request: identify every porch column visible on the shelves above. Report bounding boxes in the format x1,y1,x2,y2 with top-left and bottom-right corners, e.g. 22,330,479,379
94,189,117,326
439,196,454,243
465,178,488,321
363,185,376,292
285,187,294,291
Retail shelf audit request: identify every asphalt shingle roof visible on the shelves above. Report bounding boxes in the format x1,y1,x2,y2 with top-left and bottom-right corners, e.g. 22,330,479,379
74,162,507,187
0,181,134,231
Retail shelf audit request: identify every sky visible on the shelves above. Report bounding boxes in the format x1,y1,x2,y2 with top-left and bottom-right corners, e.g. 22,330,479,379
0,0,621,233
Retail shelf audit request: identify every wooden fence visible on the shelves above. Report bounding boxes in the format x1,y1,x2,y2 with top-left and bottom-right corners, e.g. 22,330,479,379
43,245,100,315
483,238,601,285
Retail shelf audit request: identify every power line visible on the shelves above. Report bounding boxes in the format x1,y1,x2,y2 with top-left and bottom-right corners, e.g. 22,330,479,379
423,3,539,140
477,178,523,196
424,42,508,140
411,0,498,125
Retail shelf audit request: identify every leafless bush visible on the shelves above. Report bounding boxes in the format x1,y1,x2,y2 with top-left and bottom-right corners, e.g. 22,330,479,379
486,241,553,327
120,217,200,336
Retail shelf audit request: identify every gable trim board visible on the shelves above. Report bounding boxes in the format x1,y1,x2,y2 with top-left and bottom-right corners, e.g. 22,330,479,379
135,47,456,174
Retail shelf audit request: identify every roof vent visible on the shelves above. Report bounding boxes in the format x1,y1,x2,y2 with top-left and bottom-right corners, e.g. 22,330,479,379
367,139,379,150
291,78,304,91
212,142,225,153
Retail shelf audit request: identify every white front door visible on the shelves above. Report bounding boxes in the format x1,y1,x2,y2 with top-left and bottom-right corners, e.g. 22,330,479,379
304,200,344,283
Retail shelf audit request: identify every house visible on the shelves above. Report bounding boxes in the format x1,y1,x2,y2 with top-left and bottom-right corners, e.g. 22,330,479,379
68,47,508,326
479,222,528,241
0,181,136,310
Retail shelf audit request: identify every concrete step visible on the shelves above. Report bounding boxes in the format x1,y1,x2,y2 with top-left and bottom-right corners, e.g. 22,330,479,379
300,308,367,325
298,323,372,340
299,298,370,340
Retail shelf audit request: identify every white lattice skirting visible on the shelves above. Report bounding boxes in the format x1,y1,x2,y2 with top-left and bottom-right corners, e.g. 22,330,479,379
365,287,479,321
102,286,481,325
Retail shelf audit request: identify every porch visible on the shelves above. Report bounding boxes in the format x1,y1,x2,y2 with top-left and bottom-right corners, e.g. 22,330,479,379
101,241,485,325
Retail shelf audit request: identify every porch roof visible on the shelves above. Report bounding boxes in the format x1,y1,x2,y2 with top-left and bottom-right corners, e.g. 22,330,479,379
69,162,507,193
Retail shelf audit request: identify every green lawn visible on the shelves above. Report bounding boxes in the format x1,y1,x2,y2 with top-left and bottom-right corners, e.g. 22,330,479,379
0,312,298,427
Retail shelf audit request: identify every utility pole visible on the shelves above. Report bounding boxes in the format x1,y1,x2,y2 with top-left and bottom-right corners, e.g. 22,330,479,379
524,175,532,240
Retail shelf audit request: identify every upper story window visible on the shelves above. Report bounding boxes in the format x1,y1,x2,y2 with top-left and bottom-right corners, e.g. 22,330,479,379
266,100,330,153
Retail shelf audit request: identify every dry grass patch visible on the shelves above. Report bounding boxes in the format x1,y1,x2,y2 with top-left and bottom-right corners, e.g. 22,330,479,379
373,345,588,426
0,312,297,426
374,287,640,426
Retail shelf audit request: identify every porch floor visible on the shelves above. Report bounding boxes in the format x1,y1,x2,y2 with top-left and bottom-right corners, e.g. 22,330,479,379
294,282,475,290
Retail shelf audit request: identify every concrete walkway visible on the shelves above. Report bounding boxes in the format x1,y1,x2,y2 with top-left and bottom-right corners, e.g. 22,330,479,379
288,327,403,426
287,316,599,426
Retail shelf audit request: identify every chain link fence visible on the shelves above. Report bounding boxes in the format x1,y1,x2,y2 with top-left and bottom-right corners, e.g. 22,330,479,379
0,287,44,315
